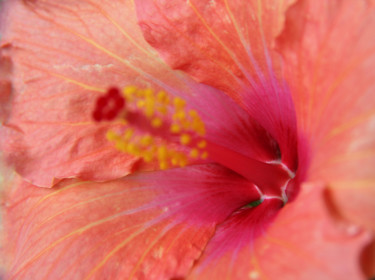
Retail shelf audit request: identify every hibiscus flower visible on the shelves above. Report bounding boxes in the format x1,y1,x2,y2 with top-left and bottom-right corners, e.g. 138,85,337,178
1,0,375,279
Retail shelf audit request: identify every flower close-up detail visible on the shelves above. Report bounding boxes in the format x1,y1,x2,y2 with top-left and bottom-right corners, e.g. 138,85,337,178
0,0,375,279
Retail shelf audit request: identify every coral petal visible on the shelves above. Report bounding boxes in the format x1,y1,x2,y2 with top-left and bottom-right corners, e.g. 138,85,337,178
135,0,296,96
328,180,375,231
277,0,375,183
4,164,259,279
1,0,160,186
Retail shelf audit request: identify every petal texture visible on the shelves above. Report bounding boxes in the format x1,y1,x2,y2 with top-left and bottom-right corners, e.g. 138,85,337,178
277,0,375,245
0,0,154,186
4,164,260,280
277,0,375,182
135,0,296,95
0,0,203,187
188,183,372,280
135,0,301,174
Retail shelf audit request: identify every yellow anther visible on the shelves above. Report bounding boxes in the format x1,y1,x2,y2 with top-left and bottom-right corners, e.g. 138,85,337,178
142,151,154,162
158,105,168,115
198,126,206,135
127,143,140,155
171,153,185,167
190,148,199,159
178,156,188,167
159,161,169,170
123,86,137,99
201,151,208,159
115,141,127,152
181,120,192,130
144,88,154,98
197,140,207,149
189,110,199,118
134,89,144,98
140,135,154,146
137,100,145,108
110,86,210,171
170,123,181,134
124,129,134,140
180,134,191,145
151,118,163,128
106,130,119,141
192,120,206,135
157,146,168,161
144,105,155,118
157,90,169,104
173,97,186,109
173,110,186,121
171,156,179,166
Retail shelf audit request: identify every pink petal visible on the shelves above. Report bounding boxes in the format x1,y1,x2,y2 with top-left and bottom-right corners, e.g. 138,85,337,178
188,183,372,280
327,180,375,231
135,0,296,97
0,0,203,187
0,0,153,187
277,0,375,182
4,164,260,279
327,181,375,278
277,0,375,255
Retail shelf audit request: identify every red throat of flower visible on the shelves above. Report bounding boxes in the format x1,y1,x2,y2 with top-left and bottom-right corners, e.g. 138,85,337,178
93,86,296,202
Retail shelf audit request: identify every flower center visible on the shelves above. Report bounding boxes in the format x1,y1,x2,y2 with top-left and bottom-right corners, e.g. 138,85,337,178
93,86,295,201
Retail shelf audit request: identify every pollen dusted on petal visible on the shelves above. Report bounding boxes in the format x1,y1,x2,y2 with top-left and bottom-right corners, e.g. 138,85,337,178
94,86,209,170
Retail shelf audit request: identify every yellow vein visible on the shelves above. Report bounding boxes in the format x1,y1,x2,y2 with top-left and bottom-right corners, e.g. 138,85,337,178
83,222,166,279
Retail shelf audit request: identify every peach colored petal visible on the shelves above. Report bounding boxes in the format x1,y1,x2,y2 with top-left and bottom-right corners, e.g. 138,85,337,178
135,0,296,98
327,180,375,231
277,0,375,183
0,0,213,187
4,164,261,279
277,0,375,238
188,183,372,280
327,180,375,277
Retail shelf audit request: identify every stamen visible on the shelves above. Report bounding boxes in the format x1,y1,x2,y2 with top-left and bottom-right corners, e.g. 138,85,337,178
95,86,208,170
93,86,293,197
